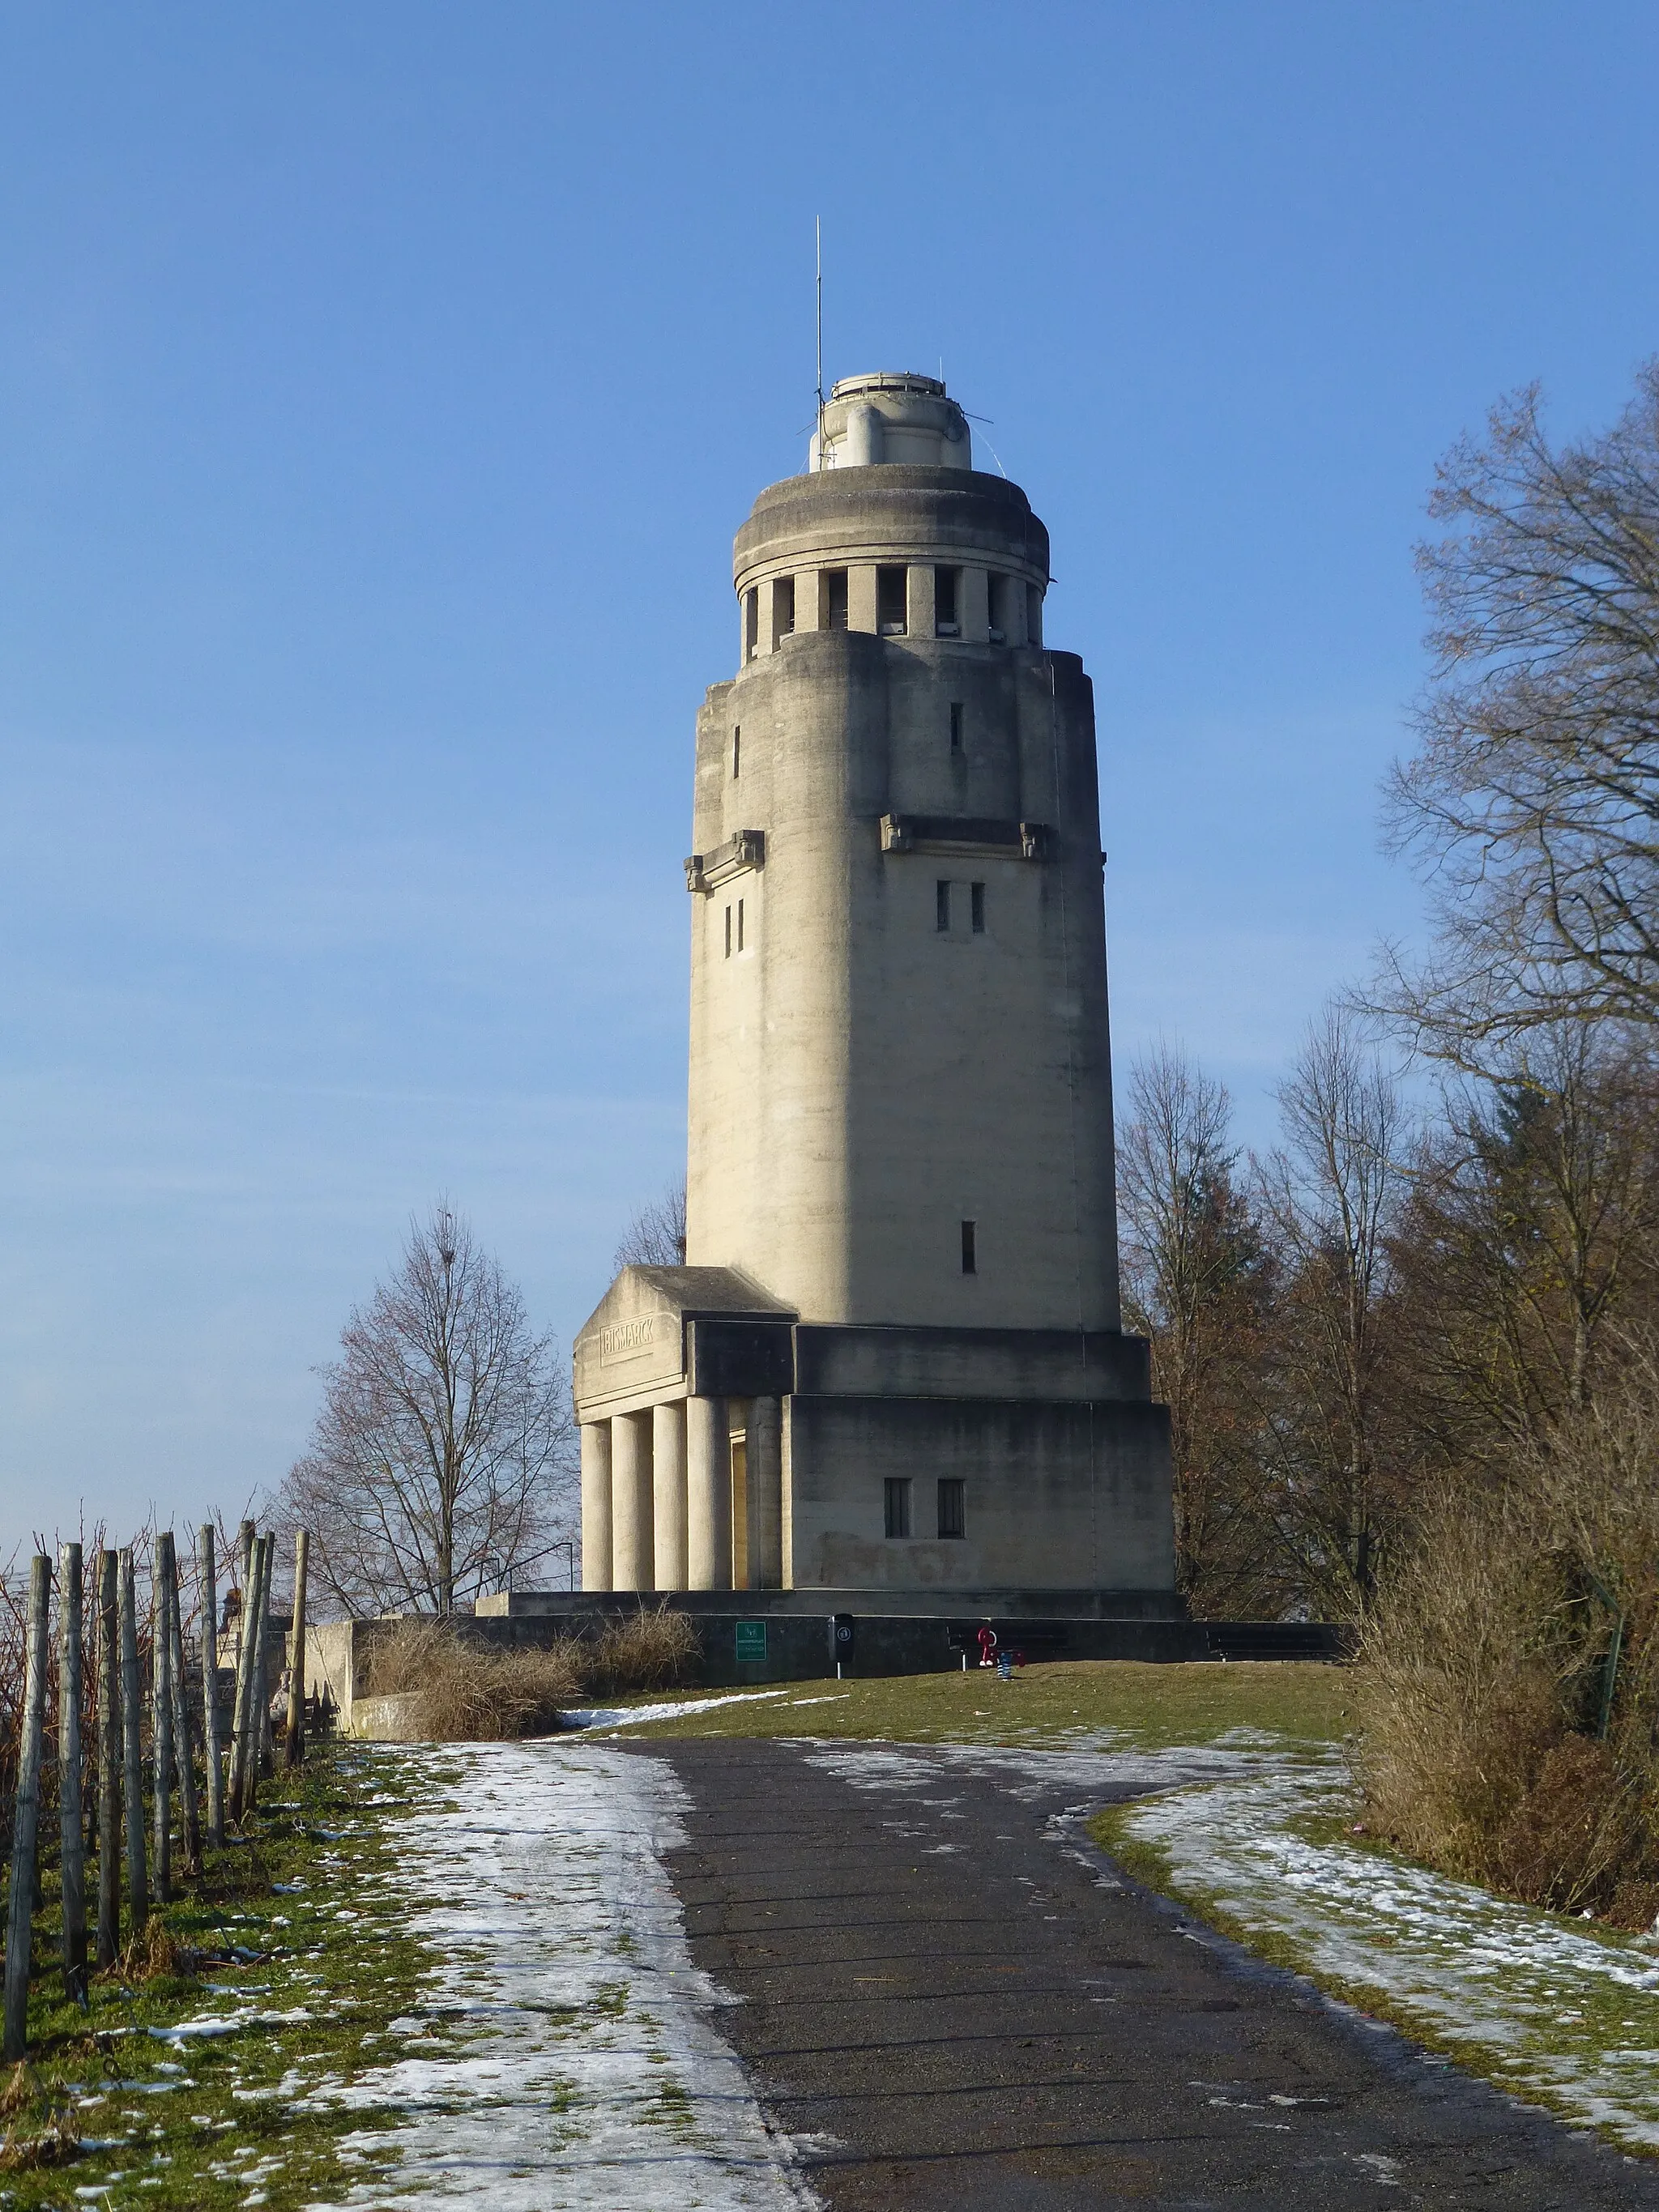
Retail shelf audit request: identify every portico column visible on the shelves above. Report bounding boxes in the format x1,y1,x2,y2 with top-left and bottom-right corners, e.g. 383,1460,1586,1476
748,1395,783,1590
652,1402,689,1592
685,1396,731,1591
579,1422,613,1591
610,1411,655,1592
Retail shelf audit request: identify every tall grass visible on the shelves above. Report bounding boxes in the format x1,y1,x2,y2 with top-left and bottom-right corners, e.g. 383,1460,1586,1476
1356,1354,1659,1925
361,1606,701,1742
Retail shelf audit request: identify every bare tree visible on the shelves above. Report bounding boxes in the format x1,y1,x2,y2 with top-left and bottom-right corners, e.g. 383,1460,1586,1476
1378,364,1659,1052
1117,1046,1277,1613
613,1183,687,1271
279,1203,575,1617
1390,1024,1659,1460
1255,1009,1413,1613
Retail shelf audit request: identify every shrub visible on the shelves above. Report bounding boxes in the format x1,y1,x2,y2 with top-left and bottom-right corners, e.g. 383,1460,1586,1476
360,1605,701,1741
364,1621,585,1741
1356,1352,1659,1919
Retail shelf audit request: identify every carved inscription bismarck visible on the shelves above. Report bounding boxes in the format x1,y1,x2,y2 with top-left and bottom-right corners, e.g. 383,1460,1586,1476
600,1316,656,1364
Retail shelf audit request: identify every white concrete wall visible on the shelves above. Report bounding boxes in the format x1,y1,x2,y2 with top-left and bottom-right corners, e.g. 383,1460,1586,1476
685,619,1121,1334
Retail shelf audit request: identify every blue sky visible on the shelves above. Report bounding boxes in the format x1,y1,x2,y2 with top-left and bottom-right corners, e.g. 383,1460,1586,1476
3,2,1657,1543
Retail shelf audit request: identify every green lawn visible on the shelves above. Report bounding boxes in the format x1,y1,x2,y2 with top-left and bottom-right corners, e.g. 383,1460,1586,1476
0,1745,433,2210
612,1658,1353,1750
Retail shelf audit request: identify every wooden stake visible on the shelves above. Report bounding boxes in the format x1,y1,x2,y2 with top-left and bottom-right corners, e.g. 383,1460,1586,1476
163,1537,199,1866
5,1555,51,2059
284,1530,309,1768
151,1539,173,1904
96,1550,121,1967
118,1548,148,1926
58,1543,87,2005
255,1535,275,1780
230,1535,270,1822
198,1524,224,1848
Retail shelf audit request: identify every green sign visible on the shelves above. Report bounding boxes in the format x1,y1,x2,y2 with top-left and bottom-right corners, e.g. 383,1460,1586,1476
735,1621,767,1664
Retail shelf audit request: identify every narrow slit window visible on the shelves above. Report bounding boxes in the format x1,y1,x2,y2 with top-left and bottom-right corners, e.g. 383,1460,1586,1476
736,897,745,952
724,905,732,958
884,1476,913,1540
876,565,907,635
935,565,959,635
732,726,740,778
961,1219,978,1275
744,587,759,659
949,701,964,753
937,1478,966,1541
970,882,986,933
773,573,795,645
1026,582,1043,645
986,573,1005,641
936,880,951,932
824,568,849,629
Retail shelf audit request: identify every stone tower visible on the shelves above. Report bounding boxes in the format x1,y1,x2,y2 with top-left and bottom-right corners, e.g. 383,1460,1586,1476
574,373,1176,1604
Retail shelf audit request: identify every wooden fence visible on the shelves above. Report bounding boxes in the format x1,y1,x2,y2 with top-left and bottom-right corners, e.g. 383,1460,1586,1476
0,1522,313,2059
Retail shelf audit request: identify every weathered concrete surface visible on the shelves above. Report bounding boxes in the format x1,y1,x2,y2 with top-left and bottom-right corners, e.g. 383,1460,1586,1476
653,1737,1659,2210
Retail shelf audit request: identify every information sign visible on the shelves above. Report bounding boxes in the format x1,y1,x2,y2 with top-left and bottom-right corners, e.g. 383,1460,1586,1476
735,1621,767,1663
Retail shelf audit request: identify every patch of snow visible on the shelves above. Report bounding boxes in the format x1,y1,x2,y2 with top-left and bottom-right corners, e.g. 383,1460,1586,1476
1118,1758,1659,2154
302,1741,817,2208
561,1690,792,1730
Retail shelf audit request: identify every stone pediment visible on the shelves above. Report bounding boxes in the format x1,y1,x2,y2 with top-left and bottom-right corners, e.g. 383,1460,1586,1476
573,1265,795,1420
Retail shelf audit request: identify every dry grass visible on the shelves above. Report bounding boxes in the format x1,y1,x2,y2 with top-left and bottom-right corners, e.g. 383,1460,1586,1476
104,1916,205,1986
587,1606,701,1694
0,2067,80,2170
362,1605,701,1741
1357,1355,1659,1922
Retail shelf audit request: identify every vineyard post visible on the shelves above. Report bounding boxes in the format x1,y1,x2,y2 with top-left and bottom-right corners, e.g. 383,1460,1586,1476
230,1535,269,1821
151,1536,173,1903
198,1524,224,1847
96,1549,121,1967
255,1532,276,1779
118,1548,148,1925
5,1554,52,2059
58,1541,87,2005
247,1535,275,1810
284,1528,309,1768
164,1537,199,1865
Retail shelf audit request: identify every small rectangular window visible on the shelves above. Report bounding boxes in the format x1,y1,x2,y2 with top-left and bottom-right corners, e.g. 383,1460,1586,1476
935,565,959,635
876,565,907,635
736,897,745,952
970,881,985,933
884,1476,913,1540
949,701,964,753
986,573,1004,641
936,880,951,932
824,568,848,629
937,1478,966,1540
724,905,732,958
732,726,740,778
962,1219,977,1275
744,587,759,658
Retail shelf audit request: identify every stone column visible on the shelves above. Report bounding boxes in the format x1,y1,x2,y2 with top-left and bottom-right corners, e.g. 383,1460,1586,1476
579,1423,613,1591
747,1395,783,1590
610,1411,655,1592
685,1396,731,1591
906,563,937,640
847,565,878,635
652,1402,689,1592
959,565,990,644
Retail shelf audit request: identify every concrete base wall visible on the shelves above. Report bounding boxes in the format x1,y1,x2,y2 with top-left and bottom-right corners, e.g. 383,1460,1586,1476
784,1394,1175,1592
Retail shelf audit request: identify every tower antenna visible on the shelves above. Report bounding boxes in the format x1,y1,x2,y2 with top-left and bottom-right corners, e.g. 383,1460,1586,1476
815,215,825,471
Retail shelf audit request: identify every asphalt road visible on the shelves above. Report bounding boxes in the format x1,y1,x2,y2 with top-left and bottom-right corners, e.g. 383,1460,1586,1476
650,1735,1659,2212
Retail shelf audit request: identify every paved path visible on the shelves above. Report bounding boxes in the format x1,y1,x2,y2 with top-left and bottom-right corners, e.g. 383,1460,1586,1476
651,1736,1659,2211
